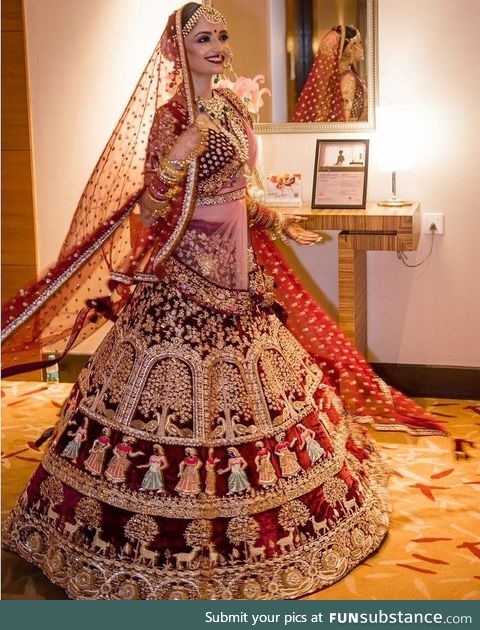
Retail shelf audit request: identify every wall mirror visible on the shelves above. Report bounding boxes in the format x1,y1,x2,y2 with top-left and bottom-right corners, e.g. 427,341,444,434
211,0,378,133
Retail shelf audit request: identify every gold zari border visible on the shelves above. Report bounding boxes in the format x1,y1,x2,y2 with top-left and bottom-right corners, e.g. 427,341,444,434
2,483,389,600
196,188,246,206
78,397,320,447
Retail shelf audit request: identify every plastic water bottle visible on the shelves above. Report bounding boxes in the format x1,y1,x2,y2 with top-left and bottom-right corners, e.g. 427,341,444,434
46,353,60,383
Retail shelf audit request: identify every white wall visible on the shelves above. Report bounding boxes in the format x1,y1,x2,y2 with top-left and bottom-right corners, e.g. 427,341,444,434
24,0,184,268
261,0,480,367
24,0,480,366
24,0,184,353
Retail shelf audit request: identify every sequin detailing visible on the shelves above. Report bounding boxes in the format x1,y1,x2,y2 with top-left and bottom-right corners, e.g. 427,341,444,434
3,251,392,600
197,129,245,196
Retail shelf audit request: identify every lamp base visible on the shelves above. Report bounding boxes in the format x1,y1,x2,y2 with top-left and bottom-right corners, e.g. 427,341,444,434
377,198,413,208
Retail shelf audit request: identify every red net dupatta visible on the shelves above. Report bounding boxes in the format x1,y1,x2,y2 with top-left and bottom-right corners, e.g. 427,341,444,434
251,228,446,437
1,9,199,378
291,27,346,123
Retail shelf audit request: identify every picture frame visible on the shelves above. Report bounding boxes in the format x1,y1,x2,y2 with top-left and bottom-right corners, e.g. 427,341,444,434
265,172,303,206
311,139,369,209
215,0,379,133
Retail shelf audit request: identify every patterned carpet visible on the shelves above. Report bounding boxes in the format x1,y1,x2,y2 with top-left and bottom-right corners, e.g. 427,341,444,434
1,380,479,600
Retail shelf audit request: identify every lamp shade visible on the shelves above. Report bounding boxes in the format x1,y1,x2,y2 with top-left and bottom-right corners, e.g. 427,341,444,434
376,106,413,172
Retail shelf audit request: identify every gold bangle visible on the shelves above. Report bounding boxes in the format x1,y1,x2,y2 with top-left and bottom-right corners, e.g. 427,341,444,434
158,172,183,185
146,188,164,203
157,158,187,184
169,158,188,170
140,188,171,220
269,212,288,242
163,161,186,175
159,165,185,180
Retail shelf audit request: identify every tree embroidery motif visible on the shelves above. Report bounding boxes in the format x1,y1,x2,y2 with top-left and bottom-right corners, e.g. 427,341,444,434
87,332,115,393
102,343,135,410
259,349,303,424
278,500,310,536
74,497,102,530
226,515,260,560
40,476,64,508
209,361,256,439
138,357,193,437
276,327,306,372
124,514,159,559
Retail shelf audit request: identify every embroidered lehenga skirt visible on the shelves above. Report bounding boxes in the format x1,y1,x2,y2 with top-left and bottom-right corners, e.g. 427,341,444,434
2,251,390,600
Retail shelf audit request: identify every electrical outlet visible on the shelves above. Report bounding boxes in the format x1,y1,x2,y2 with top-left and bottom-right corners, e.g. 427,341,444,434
422,213,444,234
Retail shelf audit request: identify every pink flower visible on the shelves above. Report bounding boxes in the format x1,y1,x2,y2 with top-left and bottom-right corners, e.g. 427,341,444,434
217,75,271,115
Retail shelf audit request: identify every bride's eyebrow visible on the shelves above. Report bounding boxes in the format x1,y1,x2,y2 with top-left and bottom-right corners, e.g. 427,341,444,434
194,29,228,37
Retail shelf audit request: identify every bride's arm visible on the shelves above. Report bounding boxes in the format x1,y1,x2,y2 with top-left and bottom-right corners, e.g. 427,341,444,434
139,106,207,227
247,196,322,245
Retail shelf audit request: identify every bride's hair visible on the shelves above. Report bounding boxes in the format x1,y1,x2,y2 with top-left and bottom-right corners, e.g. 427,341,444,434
333,25,360,51
182,3,202,27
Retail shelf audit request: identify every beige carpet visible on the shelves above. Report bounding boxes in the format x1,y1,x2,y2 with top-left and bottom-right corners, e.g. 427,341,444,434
1,381,479,600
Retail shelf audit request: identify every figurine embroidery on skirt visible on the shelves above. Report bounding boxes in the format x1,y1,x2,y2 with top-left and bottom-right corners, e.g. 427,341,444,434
61,418,88,465
274,432,302,477
205,447,220,496
297,423,326,464
175,447,203,496
254,440,278,486
83,427,112,476
219,447,251,494
104,437,144,484
137,444,169,493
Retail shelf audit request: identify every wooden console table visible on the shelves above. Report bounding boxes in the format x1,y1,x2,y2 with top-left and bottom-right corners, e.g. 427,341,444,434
285,202,421,355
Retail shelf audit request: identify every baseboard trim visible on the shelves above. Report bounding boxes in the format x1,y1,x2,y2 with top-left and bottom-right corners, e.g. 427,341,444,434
43,353,89,385
371,363,480,399
48,355,479,400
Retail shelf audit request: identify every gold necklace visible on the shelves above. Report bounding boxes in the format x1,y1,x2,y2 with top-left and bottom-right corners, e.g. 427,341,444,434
195,92,228,126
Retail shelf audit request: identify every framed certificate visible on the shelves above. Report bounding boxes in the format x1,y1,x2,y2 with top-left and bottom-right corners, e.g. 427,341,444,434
311,140,369,209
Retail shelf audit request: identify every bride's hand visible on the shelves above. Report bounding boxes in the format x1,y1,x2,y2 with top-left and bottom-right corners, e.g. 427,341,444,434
283,217,323,245
167,114,210,162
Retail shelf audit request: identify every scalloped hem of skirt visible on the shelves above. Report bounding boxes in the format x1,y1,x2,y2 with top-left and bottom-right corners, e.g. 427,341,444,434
2,499,389,600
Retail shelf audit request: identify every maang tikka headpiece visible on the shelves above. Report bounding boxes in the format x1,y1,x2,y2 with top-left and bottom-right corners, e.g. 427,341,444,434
181,1,227,37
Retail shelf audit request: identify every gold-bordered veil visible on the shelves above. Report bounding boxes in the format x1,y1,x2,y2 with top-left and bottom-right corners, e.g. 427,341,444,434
2,7,200,377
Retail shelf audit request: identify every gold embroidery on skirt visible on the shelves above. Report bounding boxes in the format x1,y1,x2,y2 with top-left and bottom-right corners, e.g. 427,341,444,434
2,476,389,600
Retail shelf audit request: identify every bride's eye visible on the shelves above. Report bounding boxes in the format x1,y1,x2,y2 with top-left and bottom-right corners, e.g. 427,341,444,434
197,35,210,43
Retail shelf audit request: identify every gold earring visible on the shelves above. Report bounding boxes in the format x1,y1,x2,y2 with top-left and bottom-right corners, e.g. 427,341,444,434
226,53,236,80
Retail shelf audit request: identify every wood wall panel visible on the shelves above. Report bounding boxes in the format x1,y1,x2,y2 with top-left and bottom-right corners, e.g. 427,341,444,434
1,264,36,304
2,0,40,380
1,31,30,150
2,151,36,266
1,0,23,32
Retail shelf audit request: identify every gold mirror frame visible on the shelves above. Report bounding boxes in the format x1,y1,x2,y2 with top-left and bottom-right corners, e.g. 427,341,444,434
205,0,378,134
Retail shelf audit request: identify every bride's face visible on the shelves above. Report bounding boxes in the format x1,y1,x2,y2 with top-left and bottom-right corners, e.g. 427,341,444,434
184,16,230,78
346,37,364,62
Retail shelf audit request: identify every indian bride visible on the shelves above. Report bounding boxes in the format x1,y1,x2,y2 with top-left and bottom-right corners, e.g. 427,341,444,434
291,25,368,123
2,3,445,600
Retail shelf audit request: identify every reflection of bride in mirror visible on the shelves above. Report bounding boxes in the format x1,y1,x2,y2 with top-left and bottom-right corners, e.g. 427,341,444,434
291,25,367,122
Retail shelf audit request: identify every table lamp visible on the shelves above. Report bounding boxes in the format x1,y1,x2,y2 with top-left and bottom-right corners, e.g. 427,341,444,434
376,106,413,207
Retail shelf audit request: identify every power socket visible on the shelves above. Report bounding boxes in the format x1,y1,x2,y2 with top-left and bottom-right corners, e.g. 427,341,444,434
422,213,444,234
